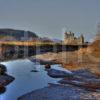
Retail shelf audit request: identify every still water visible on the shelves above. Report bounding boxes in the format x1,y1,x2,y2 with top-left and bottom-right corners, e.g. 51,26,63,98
0,59,62,100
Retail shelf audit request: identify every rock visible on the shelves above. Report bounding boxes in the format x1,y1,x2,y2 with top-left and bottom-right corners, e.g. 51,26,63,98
72,69,98,79
58,69,100,91
31,70,38,72
46,69,74,78
0,64,15,87
0,85,6,94
0,64,14,94
0,75,15,86
18,84,100,100
30,58,59,65
45,64,51,69
59,78,100,91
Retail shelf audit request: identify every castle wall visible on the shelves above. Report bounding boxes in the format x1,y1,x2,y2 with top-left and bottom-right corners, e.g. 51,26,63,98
64,32,84,45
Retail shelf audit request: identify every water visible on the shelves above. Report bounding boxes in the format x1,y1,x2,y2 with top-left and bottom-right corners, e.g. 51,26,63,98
0,59,63,100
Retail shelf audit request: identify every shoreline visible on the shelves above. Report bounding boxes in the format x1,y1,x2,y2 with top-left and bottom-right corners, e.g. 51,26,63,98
18,83,100,100
0,74,15,93
30,51,100,75
0,50,99,99
18,57,100,100
0,64,15,93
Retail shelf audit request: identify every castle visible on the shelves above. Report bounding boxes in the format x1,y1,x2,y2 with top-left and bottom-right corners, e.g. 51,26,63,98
64,31,84,45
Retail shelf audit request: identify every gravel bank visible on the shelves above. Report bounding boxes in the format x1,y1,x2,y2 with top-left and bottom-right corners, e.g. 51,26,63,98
18,84,100,100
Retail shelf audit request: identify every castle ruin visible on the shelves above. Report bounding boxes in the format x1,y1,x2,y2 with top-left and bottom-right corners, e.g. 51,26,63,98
64,31,84,45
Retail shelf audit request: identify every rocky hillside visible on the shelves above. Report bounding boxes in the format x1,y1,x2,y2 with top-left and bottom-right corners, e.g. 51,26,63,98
0,29,38,41
88,40,100,57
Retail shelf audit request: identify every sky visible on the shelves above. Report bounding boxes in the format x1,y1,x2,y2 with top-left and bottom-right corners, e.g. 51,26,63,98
0,0,100,41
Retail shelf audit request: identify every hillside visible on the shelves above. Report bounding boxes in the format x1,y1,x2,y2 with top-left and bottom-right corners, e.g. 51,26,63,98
86,40,100,58
0,28,38,41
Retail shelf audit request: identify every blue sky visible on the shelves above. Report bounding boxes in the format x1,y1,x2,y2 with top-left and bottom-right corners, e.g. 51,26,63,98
0,0,100,41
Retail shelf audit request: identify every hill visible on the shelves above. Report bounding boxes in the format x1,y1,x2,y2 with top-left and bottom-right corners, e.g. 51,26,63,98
0,28,38,41
87,39,100,58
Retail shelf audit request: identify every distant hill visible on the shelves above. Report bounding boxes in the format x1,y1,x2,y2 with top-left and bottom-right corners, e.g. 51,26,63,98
52,38,62,43
38,37,62,43
39,37,53,42
0,28,62,43
0,29,38,41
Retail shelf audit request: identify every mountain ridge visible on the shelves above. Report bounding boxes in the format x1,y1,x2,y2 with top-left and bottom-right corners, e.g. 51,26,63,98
0,28,38,41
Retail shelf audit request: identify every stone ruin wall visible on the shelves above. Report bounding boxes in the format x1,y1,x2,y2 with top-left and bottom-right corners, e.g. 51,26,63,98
64,31,84,45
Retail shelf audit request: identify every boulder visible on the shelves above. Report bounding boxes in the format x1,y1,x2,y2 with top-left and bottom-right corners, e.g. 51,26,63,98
0,85,6,94
58,69,100,91
45,64,51,69
0,75,15,86
30,58,59,65
59,78,100,91
72,69,98,79
46,69,74,78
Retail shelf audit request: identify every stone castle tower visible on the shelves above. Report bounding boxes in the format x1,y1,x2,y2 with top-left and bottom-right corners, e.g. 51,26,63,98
64,31,84,45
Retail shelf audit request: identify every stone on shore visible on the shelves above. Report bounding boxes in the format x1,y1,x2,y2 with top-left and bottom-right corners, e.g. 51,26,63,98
0,85,6,94
46,69,74,78
59,69,100,91
72,69,98,79
18,84,100,100
0,75,15,86
0,74,15,93
30,58,59,65
18,69,100,100
0,64,15,93
59,78,100,91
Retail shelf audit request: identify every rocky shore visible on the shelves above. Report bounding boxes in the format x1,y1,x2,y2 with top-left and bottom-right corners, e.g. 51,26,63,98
18,68,100,100
31,51,100,76
18,83,100,100
0,64,15,93
0,74,15,86
0,74,15,93
19,39,100,100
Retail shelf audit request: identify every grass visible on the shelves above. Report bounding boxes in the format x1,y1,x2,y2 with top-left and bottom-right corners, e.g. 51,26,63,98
0,41,56,46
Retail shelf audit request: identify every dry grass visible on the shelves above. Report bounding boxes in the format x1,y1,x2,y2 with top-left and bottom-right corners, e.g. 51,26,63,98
0,41,55,46
34,39,100,76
